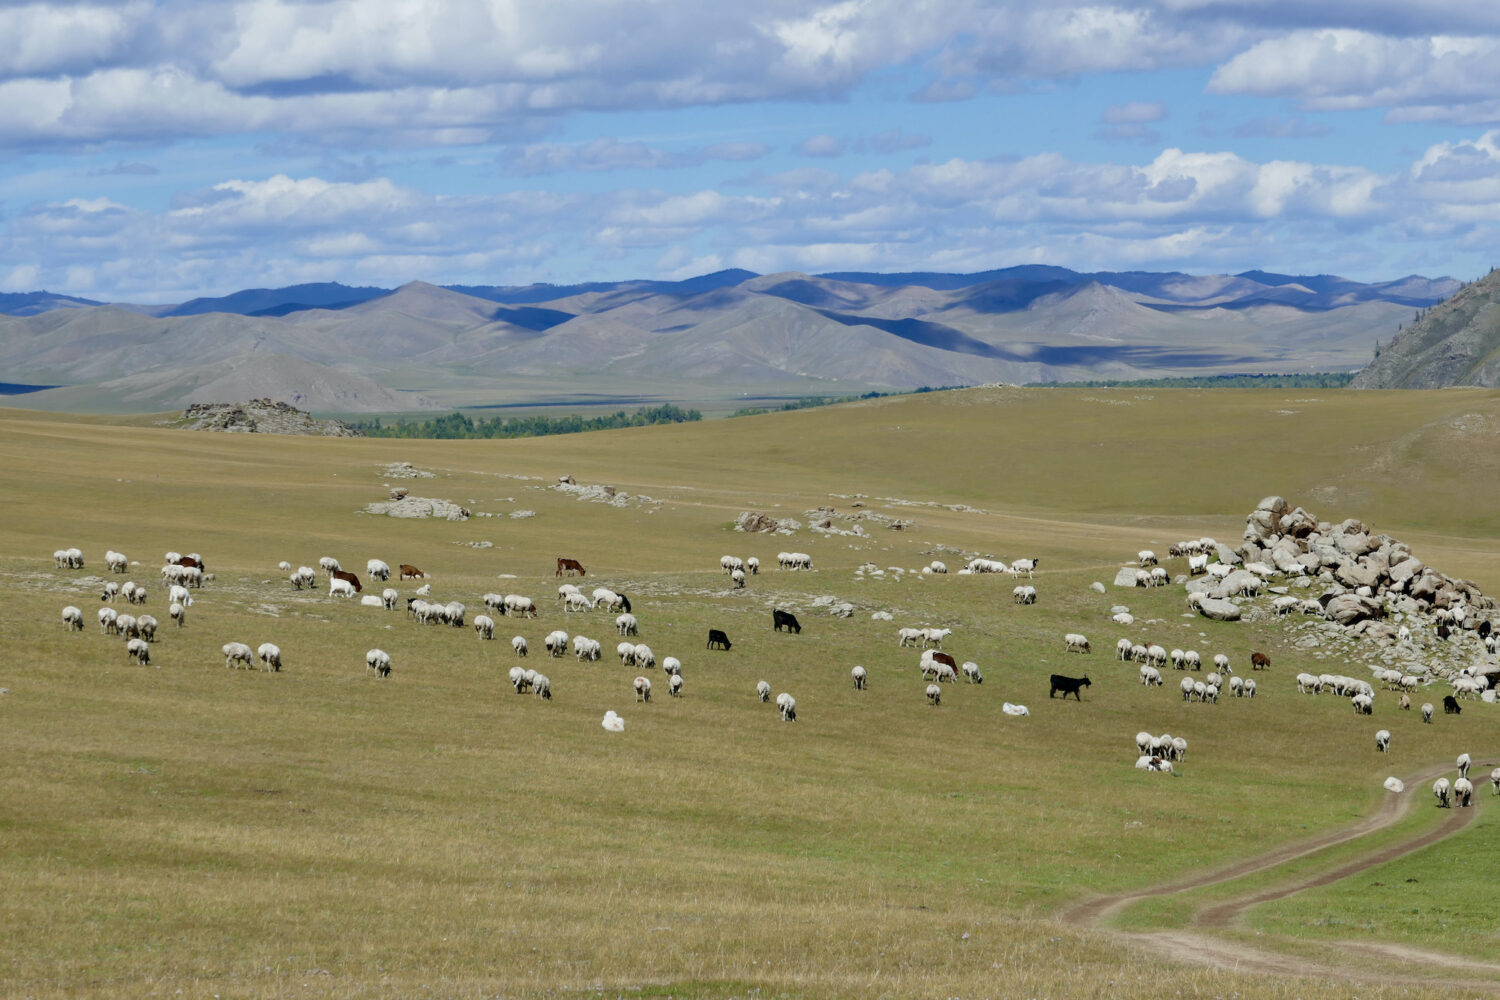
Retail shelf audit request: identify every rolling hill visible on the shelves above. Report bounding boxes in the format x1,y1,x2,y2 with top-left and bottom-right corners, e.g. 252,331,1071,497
1351,269,1500,388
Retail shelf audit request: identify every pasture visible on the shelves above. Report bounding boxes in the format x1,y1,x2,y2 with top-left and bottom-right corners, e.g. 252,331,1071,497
2,385,1498,999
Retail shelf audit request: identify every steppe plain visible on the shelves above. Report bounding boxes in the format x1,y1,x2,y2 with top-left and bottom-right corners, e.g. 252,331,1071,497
2,385,1498,999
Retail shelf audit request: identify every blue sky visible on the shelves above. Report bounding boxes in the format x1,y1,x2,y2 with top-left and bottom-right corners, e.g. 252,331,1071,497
3,0,1500,301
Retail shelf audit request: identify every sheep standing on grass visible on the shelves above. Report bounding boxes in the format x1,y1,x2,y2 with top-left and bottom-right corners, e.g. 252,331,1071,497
1433,778,1452,808
851,665,867,689
61,606,83,631
100,582,120,603
1422,702,1434,723
1064,633,1091,654
473,615,495,640
532,673,552,701
169,602,186,627
511,636,528,657
223,642,254,670
962,662,983,684
1489,767,1500,794
634,676,652,703
669,674,683,697
615,613,638,636
137,615,158,642
926,683,942,706
509,666,529,693
1454,777,1474,807
757,680,771,702
257,643,282,672
126,637,151,665
777,692,797,721
366,648,391,677
1458,753,1472,779
98,607,118,634
1375,730,1390,753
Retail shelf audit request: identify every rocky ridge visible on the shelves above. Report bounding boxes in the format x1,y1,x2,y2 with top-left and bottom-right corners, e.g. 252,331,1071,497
170,398,362,436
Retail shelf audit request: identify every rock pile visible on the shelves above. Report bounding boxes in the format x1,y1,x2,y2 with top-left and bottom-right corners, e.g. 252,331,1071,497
362,497,471,520
174,398,362,436
735,511,798,534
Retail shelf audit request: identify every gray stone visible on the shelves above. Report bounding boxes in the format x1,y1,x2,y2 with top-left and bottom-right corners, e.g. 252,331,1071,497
1256,495,1290,518
1335,559,1380,590
1113,566,1142,588
1090,582,1106,594
1325,593,1382,626
1196,598,1242,622
1211,569,1264,600
1215,544,1242,565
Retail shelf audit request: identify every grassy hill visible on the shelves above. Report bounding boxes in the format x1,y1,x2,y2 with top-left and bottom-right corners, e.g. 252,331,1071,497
2,387,1498,998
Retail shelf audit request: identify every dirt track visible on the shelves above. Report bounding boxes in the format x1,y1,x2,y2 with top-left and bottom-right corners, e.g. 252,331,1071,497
1062,757,1500,990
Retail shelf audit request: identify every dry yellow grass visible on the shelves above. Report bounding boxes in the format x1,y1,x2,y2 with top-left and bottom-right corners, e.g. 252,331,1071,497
1,387,1498,998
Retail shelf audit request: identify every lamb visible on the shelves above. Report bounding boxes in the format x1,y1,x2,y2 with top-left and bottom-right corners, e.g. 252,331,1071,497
366,559,391,581
222,642,255,670
105,550,128,573
126,637,151,665
329,578,357,599
757,680,771,703
1457,753,1471,779
98,607,118,634
1375,729,1390,753
920,627,952,648
170,602,186,627
1064,633,1091,654
777,692,797,720
668,674,683,697
61,605,83,631
366,648,391,677
615,613,639,636
1422,702,1434,723
926,683,942,706
544,630,570,657
512,635,528,657
851,665,867,689
257,642,282,672
898,627,924,647
634,676,652,702
962,661,983,684
473,615,495,640
1454,777,1474,807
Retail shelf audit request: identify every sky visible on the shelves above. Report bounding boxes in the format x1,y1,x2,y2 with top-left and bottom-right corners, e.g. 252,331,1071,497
3,1,1500,302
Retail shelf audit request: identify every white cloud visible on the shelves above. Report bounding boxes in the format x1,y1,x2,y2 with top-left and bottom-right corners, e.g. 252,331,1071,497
1101,101,1166,124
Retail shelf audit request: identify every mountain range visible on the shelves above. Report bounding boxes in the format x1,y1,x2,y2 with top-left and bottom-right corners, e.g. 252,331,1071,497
1350,269,1500,389
0,266,1460,413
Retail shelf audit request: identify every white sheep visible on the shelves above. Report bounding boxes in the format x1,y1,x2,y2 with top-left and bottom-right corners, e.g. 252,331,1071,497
318,556,341,574
257,642,282,671
511,635,528,657
379,587,398,610
617,642,638,665
100,581,120,603
564,591,592,613
474,615,495,640
1180,677,1196,701
168,583,192,607
366,648,391,677
668,673,683,697
962,661,983,684
105,550,128,573
222,642,254,670
1064,633,1091,654
1011,558,1037,578
777,692,797,720
115,613,139,638
730,568,746,589
1375,729,1390,753
747,557,760,575
1454,777,1474,807
169,602,185,627
544,630,569,657
98,607,118,634
126,637,151,665
591,587,622,609
634,676,652,702
414,583,431,596
1351,693,1374,715
366,559,391,581
851,665,867,689
615,613,639,636
137,615,158,642
1457,753,1471,779
504,594,537,618
757,680,771,702
1188,553,1209,575
329,578,356,599
61,605,83,631
898,627,924,647
1212,653,1230,673
921,627,951,648
1116,638,1133,661
1138,549,1157,566
927,560,946,574
1228,675,1245,696
532,673,552,701
1146,644,1167,668
925,683,942,706
278,560,292,572
291,566,316,590
1139,665,1162,686
1150,567,1168,587
1489,767,1500,795
631,644,656,670
662,656,681,676
573,637,602,662
720,554,744,575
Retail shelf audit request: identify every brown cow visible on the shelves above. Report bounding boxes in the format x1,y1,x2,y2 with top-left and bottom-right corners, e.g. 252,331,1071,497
399,564,426,580
330,569,362,593
556,557,586,577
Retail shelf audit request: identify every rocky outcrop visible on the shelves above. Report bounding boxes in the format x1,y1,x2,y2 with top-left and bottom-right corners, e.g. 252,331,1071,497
174,398,362,436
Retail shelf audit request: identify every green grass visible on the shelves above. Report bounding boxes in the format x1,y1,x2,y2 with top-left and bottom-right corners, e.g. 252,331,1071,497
1,386,1499,998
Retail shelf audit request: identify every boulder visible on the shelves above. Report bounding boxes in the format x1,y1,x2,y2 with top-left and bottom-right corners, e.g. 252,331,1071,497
1325,593,1382,626
1256,495,1291,519
1335,559,1381,590
1113,566,1141,588
1090,582,1106,594
1211,570,1264,600
1215,544,1242,566
1196,598,1242,622
1271,545,1304,574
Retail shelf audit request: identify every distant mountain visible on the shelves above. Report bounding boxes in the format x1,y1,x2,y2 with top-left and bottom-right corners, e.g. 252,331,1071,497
1351,270,1500,388
0,291,104,316
0,265,1463,413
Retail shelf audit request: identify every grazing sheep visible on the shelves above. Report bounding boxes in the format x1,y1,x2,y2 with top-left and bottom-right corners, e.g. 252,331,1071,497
257,642,282,672
1243,678,1257,698
366,648,391,677
730,568,746,589
757,680,771,702
1351,693,1374,715
1138,550,1157,566
474,615,495,640
1011,558,1037,578
1433,776,1453,807
116,614,138,639
1489,767,1500,795
927,560,945,574
1228,675,1245,696
661,656,681,677
544,630,569,657
511,635,528,657
222,642,254,670
564,591,592,613
126,637,151,664
329,578,357,599
105,550,128,573
632,644,656,670
1181,676,1196,701
1183,650,1201,671
669,674,683,697
61,605,83,631
502,594,538,618
1206,671,1223,689
921,627,951,648
1116,638,1134,661
278,560,292,572
1139,665,1163,686
1213,654,1230,673
962,661,983,684
169,602,185,627
508,666,529,693
573,636,602,662
366,559,391,581
747,557,760,575
98,607,118,634
1064,633,1091,654
898,627,924,648
634,676,652,703
318,556,340,574
532,673,552,701
1454,777,1474,807
137,615,158,642
776,692,797,721
616,613,639,636
1188,553,1209,575
168,583,192,608
1146,644,1168,668
1420,702,1434,723
1375,729,1390,753
1457,753,1471,779
851,665,867,689
617,642,638,665
100,581,120,603
290,566,316,590
1295,672,1320,693
925,683,942,706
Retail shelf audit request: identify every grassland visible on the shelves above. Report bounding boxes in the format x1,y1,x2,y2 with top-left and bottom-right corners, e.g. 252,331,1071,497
2,386,1498,999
